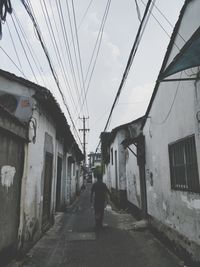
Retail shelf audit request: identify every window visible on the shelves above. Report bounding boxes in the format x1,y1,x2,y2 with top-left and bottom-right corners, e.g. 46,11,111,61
111,148,113,165
168,135,200,192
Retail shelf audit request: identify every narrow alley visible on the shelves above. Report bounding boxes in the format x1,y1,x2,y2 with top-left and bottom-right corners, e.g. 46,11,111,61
8,185,181,267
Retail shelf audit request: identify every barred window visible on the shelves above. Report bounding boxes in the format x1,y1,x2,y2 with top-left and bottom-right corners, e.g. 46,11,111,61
168,135,200,192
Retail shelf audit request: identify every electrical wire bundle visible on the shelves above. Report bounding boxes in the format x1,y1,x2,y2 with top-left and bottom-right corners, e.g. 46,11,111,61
0,0,12,38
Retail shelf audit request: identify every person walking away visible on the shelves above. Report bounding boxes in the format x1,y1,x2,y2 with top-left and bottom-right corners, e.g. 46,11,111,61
90,177,110,229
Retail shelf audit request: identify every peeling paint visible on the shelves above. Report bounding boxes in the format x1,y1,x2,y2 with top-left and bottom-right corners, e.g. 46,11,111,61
1,165,16,189
181,195,200,210
153,193,157,199
163,202,167,211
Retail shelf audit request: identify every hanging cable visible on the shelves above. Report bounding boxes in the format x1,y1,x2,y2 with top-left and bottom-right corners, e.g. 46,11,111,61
10,14,38,83
40,0,79,118
20,0,83,148
145,0,186,43
49,0,81,117
77,0,112,118
71,0,89,117
0,0,12,38
12,10,47,87
95,0,155,152
56,0,81,103
151,72,182,125
139,0,183,51
0,46,26,77
134,0,141,22
78,0,94,29
65,0,84,108
104,0,155,131
6,21,24,74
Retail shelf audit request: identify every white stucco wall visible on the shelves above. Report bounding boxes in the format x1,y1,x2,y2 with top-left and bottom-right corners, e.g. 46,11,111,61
125,145,141,208
77,165,83,191
143,0,200,247
109,130,126,190
144,78,200,247
103,164,111,189
57,141,66,209
24,105,57,233
70,162,77,201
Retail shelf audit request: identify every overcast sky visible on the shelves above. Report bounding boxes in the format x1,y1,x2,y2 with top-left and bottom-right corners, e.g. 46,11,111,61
0,0,184,154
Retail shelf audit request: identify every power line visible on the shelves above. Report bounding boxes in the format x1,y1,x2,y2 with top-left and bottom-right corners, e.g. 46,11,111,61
77,0,112,117
56,0,81,105
0,0,12,38
20,0,83,148
104,0,155,131
12,10,47,87
40,0,79,118
6,21,24,73
139,0,186,47
65,0,87,114
56,0,89,119
0,46,26,77
134,0,141,21
71,0,89,117
10,13,38,83
95,0,155,152
49,0,82,116
78,0,94,29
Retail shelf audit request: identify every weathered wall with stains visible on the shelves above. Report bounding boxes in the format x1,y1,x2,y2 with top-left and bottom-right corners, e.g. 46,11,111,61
0,73,83,258
70,162,81,201
109,130,126,190
103,164,111,190
125,144,141,209
143,0,200,261
144,75,200,261
20,104,58,245
77,163,83,193
56,140,65,210
0,109,26,263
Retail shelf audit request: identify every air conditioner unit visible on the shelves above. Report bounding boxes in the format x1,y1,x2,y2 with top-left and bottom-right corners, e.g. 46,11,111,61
0,91,34,122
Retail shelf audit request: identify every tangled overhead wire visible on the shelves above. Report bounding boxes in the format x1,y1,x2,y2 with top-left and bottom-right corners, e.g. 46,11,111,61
0,0,12,39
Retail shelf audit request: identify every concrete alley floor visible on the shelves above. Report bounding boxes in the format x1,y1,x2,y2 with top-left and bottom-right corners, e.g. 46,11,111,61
8,185,182,267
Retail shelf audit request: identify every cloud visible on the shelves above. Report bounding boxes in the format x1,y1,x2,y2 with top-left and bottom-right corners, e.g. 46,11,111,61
106,40,120,61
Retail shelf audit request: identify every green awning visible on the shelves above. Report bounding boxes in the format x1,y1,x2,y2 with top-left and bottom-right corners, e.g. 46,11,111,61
159,26,200,80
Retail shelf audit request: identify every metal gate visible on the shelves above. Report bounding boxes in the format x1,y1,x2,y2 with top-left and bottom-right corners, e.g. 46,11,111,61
42,152,53,231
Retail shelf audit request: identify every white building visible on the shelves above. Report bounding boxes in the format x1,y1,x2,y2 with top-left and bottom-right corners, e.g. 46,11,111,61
0,69,83,262
101,117,144,210
143,0,200,263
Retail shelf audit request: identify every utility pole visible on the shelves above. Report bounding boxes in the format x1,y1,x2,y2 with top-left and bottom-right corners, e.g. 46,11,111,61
79,117,89,179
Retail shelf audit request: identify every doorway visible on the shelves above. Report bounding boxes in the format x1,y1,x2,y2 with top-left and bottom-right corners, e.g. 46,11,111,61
42,152,53,231
56,156,62,211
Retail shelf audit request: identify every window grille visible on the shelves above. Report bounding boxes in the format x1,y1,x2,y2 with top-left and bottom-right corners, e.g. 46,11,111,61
168,135,200,192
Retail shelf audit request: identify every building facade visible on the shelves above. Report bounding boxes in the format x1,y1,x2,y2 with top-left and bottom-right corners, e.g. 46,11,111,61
101,117,144,210
0,70,83,264
143,0,200,263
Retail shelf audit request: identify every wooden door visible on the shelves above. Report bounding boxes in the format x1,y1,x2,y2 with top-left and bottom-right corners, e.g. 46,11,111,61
56,156,62,211
0,130,24,263
42,152,53,231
